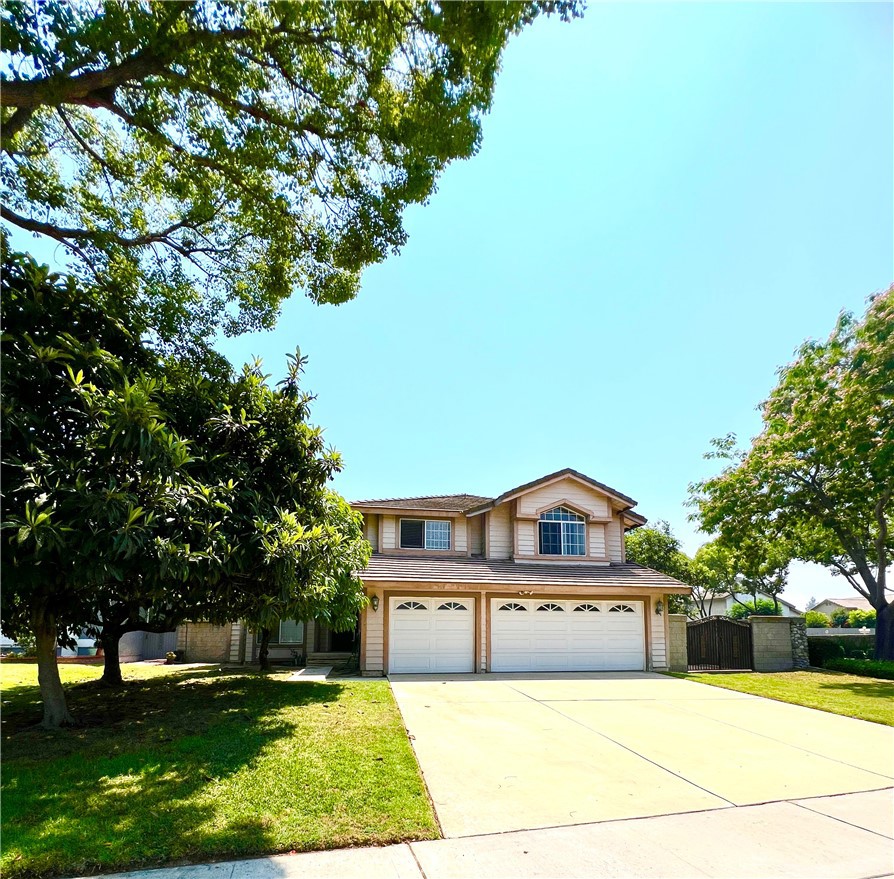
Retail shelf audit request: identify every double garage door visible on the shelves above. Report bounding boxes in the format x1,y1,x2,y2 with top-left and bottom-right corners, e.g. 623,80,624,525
388,597,645,673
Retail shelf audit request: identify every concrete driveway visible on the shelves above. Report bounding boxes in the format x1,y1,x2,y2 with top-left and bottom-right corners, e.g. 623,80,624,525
389,671,894,838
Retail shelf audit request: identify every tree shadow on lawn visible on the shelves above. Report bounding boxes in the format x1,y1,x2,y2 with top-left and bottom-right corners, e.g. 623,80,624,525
816,678,894,700
2,669,346,878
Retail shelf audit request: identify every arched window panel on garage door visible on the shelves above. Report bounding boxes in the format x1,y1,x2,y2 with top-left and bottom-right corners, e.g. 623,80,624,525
609,604,636,613
536,603,565,612
498,602,527,611
437,602,469,611
573,603,600,612
395,600,427,611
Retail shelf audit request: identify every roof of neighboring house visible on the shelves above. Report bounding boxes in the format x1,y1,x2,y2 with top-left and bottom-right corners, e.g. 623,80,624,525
360,554,690,592
814,596,877,612
710,593,804,614
465,468,637,515
352,494,493,512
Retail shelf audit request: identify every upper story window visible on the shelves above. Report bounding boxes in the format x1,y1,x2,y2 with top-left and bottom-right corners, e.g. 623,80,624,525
538,506,586,556
400,518,451,550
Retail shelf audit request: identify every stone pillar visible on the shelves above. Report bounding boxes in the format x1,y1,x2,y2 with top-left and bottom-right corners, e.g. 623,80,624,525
751,616,794,671
667,614,688,672
790,617,809,669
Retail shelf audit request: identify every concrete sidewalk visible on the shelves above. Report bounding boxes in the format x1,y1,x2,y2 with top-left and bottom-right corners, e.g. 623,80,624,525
84,788,893,879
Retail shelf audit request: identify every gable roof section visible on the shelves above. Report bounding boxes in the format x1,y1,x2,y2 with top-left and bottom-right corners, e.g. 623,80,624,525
352,494,492,513
360,554,690,593
464,468,637,515
814,596,881,612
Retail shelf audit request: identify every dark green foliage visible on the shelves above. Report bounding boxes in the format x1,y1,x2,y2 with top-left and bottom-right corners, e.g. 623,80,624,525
1,1,581,347
727,599,781,620
823,658,894,680
807,636,876,666
1,247,369,722
831,608,851,627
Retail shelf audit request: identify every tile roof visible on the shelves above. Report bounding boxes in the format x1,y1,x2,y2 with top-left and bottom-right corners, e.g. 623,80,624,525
352,494,492,512
815,596,879,612
360,554,690,592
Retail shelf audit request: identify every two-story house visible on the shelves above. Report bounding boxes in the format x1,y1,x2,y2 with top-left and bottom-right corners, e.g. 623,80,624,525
181,468,690,673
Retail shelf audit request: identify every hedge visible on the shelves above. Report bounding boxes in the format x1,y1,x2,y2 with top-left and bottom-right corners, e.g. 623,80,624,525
807,635,875,667
823,658,894,681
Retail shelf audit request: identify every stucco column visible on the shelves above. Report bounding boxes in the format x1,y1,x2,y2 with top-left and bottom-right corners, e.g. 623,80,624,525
667,614,688,672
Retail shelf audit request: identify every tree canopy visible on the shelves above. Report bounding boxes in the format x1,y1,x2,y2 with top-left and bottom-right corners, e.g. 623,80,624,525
1,0,580,347
690,286,894,658
1,246,370,725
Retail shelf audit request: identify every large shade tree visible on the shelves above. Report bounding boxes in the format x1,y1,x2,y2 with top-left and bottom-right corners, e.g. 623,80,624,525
1,0,580,346
691,286,894,659
1,248,370,724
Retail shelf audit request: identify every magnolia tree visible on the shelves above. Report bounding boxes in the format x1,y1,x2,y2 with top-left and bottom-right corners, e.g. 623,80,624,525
1,249,369,725
1,0,580,348
691,287,893,659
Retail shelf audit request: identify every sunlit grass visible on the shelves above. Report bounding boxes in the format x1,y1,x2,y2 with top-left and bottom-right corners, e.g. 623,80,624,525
1,662,438,878
667,669,894,726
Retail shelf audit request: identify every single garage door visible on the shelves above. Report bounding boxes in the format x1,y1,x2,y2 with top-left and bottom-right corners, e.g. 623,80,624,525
490,598,645,672
389,597,475,673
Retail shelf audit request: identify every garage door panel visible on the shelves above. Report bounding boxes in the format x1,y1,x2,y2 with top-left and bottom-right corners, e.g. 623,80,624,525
389,597,475,674
491,599,644,672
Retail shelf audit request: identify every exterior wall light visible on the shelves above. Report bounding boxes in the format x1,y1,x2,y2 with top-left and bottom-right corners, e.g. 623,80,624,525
370,594,380,611
655,600,663,616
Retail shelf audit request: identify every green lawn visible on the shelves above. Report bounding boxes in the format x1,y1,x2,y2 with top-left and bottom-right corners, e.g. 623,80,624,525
1,662,438,879
668,669,894,726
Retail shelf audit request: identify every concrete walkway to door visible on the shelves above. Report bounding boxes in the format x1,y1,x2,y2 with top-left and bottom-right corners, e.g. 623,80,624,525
388,671,894,838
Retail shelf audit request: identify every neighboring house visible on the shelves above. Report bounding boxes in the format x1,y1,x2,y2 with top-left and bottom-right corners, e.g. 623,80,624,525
812,596,880,617
192,468,690,674
700,592,803,618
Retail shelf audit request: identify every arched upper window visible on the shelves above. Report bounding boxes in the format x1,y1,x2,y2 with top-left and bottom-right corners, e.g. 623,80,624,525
538,506,586,556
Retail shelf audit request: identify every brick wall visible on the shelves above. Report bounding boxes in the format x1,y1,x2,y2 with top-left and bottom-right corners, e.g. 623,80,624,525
751,616,794,672
177,622,232,662
667,614,688,672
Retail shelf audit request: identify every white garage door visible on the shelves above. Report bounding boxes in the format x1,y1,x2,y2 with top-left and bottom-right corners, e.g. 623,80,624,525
389,597,475,673
490,599,645,672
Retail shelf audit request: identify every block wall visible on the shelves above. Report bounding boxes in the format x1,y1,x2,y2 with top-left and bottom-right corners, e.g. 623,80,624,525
667,614,688,672
751,616,794,672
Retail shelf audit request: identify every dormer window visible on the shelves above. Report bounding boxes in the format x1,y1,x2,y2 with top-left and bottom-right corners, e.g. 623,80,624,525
400,518,451,550
538,506,586,556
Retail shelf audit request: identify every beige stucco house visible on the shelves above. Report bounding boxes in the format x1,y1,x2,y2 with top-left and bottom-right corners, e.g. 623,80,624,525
181,468,690,674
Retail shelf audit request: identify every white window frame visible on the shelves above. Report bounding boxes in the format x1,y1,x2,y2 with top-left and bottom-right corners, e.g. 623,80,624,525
399,518,452,551
538,506,586,556
275,619,305,644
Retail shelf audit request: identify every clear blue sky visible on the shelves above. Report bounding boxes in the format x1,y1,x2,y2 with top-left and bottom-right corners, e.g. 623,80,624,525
13,3,893,608
216,3,892,608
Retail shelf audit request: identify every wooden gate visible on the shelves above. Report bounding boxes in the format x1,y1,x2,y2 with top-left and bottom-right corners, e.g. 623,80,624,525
687,617,753,671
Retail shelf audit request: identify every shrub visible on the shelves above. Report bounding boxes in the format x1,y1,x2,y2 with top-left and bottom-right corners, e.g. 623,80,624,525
728,599,780,620
807,635,876,667
830,608,850,627
846,609,876,629
823,658,894,680
804,610,833,628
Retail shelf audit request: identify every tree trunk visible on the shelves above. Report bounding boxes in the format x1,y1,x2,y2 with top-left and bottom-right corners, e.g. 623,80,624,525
99,629,124,686
875,602,893,661
34,612,76,728
257,627,272,671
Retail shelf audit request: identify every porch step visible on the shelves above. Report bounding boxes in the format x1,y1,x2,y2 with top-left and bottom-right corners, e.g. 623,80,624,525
307,652,354,673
